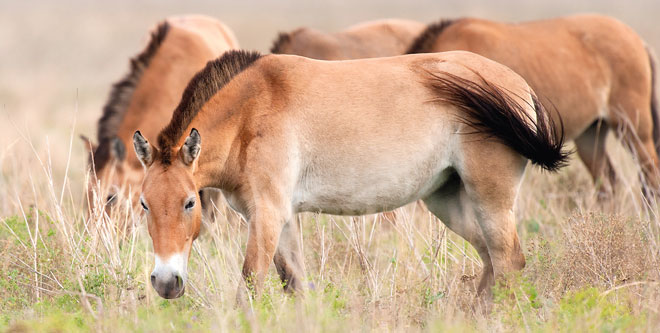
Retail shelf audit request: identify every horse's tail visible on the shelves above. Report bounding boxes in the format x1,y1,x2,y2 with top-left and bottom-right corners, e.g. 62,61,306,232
647,45,660,158
427,71,569,172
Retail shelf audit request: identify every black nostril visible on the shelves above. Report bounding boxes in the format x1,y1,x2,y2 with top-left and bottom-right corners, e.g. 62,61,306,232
150,274,156,286
174,274,183,289
106,194,117,205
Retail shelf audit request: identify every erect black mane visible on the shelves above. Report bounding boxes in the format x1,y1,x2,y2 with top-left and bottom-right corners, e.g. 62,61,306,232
156,50,263,164
406,19,457,54
270,31,291,54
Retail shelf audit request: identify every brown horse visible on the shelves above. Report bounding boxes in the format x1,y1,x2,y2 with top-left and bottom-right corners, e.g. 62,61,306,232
408,14,659,196
270,19,425,59
82,15,238,217
131,50,567,299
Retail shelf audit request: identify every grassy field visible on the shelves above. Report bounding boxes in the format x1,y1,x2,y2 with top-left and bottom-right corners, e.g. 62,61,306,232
2,0,660,331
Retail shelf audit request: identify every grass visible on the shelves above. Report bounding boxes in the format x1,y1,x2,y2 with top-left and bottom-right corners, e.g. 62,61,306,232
2,128,660,332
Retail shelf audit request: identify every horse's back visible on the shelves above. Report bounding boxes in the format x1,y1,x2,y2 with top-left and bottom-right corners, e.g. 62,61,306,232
525,14,647,69
273,51,532,115
344,18,426,40
436,14,645,65
431,14,649,139
279,19,425,60
256,52,533,133
251,53,535,214
339,19,426,58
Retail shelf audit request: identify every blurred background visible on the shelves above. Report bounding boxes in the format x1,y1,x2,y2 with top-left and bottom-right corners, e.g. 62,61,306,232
0,0,659,194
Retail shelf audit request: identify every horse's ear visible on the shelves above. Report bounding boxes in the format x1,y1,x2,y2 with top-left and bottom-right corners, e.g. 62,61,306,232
181,128,201,166
111,137,127,161
133,131,156,167
80,135,96,153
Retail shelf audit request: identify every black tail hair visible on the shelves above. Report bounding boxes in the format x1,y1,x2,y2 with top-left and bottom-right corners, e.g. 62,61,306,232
647,46,660,158
427,71,570,171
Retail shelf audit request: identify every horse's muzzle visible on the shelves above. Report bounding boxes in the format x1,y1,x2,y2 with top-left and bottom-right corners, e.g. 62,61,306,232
151,272,185,299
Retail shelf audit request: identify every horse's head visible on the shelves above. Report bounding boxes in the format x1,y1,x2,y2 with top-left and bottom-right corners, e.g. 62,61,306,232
82,135,144,215
133,129,203,299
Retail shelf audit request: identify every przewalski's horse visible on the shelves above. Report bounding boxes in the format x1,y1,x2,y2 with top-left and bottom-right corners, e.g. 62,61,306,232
408,14,659,196
270,19,425,59
131,50,568,299
82,15,238,217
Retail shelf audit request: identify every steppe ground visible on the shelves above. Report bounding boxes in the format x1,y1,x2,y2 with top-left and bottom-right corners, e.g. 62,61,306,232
2,0,660,331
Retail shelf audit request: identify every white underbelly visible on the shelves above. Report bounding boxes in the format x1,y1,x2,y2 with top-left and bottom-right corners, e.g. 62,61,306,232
292,152,455,215
290,96,458,216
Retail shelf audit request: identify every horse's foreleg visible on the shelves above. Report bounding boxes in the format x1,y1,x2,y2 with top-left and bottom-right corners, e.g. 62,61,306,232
238,204,285,304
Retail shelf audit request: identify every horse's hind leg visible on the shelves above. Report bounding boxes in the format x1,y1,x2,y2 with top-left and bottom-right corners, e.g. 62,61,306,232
459,145,527,287
608,98,660,197
423,173,494,294
620,131,660,198
273,218,306,293
574,120,617,195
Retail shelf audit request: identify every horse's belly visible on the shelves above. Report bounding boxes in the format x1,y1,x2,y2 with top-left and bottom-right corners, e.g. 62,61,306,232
292,157,454,215
291,96,457,215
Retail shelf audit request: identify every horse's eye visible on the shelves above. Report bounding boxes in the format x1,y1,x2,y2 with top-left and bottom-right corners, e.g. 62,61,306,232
106,194,117,205
184,198,195,210
140,199,149,211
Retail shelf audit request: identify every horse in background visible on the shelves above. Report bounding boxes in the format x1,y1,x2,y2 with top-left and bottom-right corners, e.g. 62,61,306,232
408,14,659,197
270,19,425,59
82,15,238,218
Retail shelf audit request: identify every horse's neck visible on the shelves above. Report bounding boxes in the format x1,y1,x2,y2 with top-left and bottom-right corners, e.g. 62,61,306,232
189,63,266,191
191,104,244,191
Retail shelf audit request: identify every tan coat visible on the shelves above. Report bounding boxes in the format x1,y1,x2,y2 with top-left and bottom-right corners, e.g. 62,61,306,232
271,19,425,59
134,50,567,300
409,14,658,194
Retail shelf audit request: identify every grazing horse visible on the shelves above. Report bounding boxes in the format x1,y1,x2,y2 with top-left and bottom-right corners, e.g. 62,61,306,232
132,49,567,299
408,14,659,195
82,15,238,216
270,19,425,59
